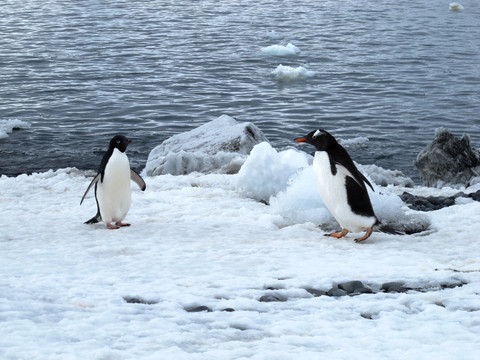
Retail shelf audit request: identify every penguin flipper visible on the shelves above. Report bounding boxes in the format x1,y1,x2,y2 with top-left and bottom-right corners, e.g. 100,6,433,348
336,162,374,192
130,169,146,191
80,173,101,205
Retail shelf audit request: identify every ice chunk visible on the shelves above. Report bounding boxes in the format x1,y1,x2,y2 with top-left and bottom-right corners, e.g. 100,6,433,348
359,164,414,188
237,142,310,202
0,119,31,139
272,64,315,81
259,43,300,56
145,115,268,176
449,3,464,11
415,128,480,188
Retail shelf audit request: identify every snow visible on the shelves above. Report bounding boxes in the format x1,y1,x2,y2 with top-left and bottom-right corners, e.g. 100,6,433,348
259,43,300,56
1,130,480,359
272,64,315,81
0,119,31,139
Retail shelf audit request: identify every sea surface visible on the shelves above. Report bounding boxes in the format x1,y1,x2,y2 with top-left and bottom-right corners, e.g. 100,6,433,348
1,0,479,181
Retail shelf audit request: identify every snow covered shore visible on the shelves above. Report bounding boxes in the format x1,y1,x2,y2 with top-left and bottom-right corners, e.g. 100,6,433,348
1,120,480,359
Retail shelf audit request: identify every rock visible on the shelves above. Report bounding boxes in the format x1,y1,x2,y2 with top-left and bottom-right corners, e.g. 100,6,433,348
305,288,328,297
381,282,408,293
259,294,288,302
145,115,268,176
338,281,372,294
222,308,235,312
401,191,480,212
415,127,480,187
327,287,348,297
185,305,212,312
123,296,158,305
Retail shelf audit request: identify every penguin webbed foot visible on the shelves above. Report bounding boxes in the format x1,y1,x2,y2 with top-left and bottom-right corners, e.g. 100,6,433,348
325,228,348,239
115,221,130,227
354,227,373,243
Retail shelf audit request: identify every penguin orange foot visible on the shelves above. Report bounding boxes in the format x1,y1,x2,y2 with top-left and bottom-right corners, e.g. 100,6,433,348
354,227,373,243
325,228,348,238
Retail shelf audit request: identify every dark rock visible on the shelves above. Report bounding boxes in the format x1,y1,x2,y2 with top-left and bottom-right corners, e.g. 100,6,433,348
468,190,480,201
381,282,408,293
259,294,288,302
338,281,369,294
222,308,235,312
327,287,348,297
305,288,328,297
401,192,459,211
185,305,212,312
123,296,158,305
415,128,480,187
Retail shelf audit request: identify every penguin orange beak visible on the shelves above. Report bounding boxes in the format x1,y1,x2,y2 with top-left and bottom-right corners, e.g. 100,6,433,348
294,137,306,142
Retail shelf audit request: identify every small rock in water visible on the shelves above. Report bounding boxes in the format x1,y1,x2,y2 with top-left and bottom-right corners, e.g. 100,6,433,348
414,128,480,187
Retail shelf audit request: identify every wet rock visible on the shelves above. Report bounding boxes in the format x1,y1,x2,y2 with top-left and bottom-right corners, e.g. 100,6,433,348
185,305,212,312
338,281,372,294
327,287,347,297
123,296,158,305
305,288,328,297
259,294,288,302
145,115,268,176
401,190,480,212
381,282,408,293
415,128,480,187
222,308,235,312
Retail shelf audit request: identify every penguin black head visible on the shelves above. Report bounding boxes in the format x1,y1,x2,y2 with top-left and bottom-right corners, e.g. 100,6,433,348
109,135,132,153
294,129,338,151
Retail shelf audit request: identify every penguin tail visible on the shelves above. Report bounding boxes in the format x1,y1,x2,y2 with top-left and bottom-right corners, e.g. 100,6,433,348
84,212,101,224
374,221,404,235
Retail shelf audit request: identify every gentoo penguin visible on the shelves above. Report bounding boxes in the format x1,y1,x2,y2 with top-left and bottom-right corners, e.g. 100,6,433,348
294,129,377,242
80,135,146,229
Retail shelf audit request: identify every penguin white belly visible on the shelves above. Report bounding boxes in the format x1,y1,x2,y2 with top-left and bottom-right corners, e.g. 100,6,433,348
313,151,375,232
97,149,131,224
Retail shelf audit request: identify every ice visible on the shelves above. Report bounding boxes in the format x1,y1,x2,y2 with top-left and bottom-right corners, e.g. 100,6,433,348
1,129,480,358
0,119,31,139
272,64,316,81
449,2,464,10
144,115,267,176
259,43,300,56
236,142,310,202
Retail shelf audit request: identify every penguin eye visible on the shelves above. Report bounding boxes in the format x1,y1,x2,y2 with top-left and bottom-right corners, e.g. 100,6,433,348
116,140,121,144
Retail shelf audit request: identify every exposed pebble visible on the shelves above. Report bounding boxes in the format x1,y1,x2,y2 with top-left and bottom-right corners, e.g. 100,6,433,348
259,294,288,302
185,305,212,312
381,282,408,293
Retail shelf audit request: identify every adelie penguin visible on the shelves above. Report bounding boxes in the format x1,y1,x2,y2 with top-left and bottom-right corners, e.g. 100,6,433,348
80,135,146,229
295,129,377,242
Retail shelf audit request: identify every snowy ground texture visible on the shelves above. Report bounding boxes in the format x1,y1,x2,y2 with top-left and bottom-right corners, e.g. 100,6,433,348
2,142,480,359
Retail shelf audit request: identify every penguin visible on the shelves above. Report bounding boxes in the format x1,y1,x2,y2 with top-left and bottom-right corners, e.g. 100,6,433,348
80,135,146,229
294,129,377,242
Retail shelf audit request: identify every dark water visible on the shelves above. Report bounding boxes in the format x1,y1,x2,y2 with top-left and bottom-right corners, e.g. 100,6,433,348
1,0,479,181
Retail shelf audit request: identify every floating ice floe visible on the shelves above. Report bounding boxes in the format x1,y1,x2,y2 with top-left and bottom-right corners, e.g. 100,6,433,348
144,114,268,176
449,2,464,11
272,64,315,81
0,119,31,139
259,43,300,56
415,127,480,188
